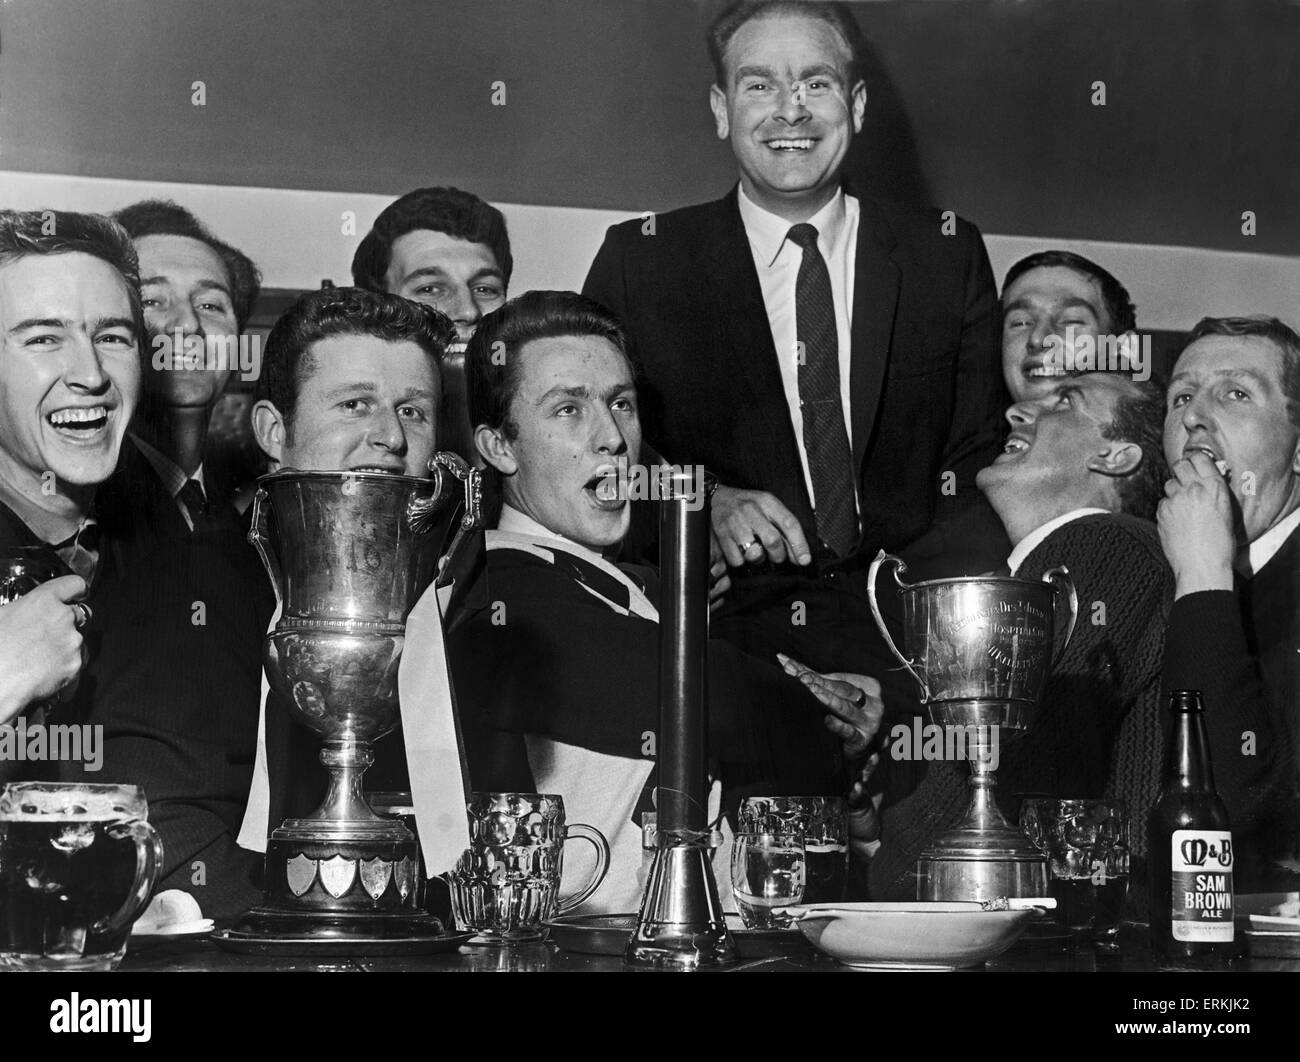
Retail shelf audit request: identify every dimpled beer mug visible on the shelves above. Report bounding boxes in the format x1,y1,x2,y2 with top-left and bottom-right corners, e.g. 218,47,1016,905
0,783,163,971
449,793,610,943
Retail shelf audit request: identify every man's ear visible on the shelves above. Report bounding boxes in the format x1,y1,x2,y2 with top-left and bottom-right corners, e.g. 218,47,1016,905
475,424,517,477
1086,441,1143,478
709,84,730,141
251,399,287,469
850,79,867,134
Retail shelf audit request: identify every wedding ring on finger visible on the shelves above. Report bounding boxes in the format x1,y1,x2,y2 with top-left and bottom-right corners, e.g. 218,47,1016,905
71,602,92,630
739,537,763,556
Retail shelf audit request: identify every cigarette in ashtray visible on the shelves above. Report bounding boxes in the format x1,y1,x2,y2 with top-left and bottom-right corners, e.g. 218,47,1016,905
979,896,1057,911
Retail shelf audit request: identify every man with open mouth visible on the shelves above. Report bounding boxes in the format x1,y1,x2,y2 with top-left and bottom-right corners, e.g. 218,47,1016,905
1158,315,1300,893
0,209,140,748
447,290,882,915
351,186,511,463
866,371,1175,910
584,2,1008,742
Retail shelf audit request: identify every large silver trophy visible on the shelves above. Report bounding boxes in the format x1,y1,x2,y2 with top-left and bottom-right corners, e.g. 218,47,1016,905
232,454,479,947
868,552,1076,901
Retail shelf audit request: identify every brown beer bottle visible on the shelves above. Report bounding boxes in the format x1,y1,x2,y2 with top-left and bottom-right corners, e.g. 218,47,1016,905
1147,690,1234,969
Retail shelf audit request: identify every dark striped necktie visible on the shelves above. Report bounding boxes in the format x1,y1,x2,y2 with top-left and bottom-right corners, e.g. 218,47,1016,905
178,478,209,532
788,222,857,557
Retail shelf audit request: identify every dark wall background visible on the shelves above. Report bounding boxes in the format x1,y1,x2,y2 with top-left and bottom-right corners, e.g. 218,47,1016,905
1,0,1297,253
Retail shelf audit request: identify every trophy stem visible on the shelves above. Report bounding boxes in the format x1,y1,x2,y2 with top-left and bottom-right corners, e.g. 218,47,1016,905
955,745,1013,835
311,742,384,825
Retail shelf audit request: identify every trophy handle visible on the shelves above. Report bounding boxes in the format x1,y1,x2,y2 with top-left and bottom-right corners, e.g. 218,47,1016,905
248,486,283,616
867,550,930,701
1040,566,1078,668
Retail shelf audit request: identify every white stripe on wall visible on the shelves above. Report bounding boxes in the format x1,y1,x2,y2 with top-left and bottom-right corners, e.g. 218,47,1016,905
3,170,1296,332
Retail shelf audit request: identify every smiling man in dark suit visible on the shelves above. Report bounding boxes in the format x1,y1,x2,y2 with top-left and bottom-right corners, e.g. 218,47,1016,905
583,1,1007,695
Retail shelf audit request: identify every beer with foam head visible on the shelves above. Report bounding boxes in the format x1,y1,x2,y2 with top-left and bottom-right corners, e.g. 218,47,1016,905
0,783,162,971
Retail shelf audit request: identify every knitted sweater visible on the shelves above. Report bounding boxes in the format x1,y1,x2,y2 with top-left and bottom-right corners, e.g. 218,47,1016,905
867,513,1172,905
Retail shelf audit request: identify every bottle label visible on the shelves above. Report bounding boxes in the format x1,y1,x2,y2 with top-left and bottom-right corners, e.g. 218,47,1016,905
1170,829,1234,941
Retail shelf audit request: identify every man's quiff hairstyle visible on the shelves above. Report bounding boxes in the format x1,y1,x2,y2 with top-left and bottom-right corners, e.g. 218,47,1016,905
351,186,513,294
465,290,633,444
1002,250,1137,335
257,287,455,431
113,199,262,332
0,209,144,339
1181,315,1300,428
706,1,867,87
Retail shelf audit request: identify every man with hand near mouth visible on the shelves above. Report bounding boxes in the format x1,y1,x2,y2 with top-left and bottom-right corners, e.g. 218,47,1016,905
59,202,272,920
0,210,139,755
583,1,1007,726
352,187,510,462
1159,316,1300,891
866,372,1173,905
449,290,881,914
1000,250,1138,403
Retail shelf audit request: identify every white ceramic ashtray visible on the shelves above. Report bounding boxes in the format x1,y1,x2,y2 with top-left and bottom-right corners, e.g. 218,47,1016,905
782,899,1052,970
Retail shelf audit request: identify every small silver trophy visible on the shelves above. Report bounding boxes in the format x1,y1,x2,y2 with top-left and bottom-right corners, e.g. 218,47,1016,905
868,551,1077,901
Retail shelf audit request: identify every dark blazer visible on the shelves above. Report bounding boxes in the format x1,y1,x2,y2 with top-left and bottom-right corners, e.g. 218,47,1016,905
583,187,1009,575
61,438,272,920
1162,524,1300,892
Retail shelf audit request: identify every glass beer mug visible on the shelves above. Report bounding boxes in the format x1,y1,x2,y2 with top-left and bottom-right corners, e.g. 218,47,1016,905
449,793,609,943
0,783,164,971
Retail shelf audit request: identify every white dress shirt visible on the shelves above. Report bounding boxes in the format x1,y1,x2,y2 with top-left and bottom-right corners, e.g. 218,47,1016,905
1006,508,1110,576
737,185,859,510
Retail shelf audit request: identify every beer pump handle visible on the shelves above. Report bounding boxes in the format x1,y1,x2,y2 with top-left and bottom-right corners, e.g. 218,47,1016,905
866,550,930,702
1040,566,1078,668
248,487,284,616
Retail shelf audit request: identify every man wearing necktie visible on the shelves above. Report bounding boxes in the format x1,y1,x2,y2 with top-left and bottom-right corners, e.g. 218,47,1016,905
1158,316,1300,893
61,203,273,920
583,2,1008,716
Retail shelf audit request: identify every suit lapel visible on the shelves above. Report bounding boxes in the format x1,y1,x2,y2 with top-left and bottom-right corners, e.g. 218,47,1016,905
699,189,809,507
849,197,900,472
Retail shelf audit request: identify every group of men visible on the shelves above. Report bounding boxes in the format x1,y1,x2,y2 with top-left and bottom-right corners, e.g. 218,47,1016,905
1,1,1296,921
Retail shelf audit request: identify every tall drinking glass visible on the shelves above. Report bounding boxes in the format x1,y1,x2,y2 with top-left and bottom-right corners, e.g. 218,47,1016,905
730,831,805,928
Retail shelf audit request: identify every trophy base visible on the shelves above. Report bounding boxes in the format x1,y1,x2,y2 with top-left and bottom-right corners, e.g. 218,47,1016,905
916,826,1049,902
216,909,467,957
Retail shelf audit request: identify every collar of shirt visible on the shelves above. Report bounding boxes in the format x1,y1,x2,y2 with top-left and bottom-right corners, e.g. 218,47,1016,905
0,474,91,550
737,183,850,268
1238,504,1300,577
495,504,657,619
1007,508,1110,576
130,433,205,499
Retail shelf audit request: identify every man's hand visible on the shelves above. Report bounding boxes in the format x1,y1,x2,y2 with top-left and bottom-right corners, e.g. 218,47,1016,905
712,485,811,568
0,576,88,724
777,653,882,758
1157,452,1237,599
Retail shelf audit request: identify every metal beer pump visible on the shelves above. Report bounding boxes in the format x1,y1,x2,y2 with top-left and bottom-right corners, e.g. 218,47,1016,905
625,467,737,969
